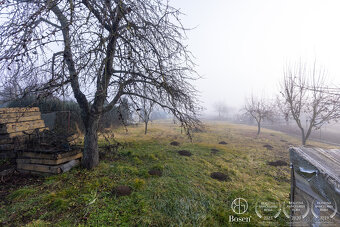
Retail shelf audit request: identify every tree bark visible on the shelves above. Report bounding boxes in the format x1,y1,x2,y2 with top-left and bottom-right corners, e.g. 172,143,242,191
144,121,148,135
301,130,306,146
82,116,100,169
257,121,261,135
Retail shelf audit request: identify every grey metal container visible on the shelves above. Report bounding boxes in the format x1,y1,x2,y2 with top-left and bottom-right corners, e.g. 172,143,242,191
290,147,340,226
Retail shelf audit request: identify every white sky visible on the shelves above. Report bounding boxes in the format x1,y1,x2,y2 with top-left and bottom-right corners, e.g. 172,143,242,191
171,0,340,114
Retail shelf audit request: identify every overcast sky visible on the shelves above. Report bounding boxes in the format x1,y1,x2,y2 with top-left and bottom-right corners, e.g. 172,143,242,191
170,0,340,114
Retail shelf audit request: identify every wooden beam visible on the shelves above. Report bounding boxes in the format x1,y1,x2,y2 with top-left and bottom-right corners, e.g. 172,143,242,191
18,149,82,160
17,159,80,174
0,107,40,114
0,127,48,139
0,115,42,124
17,163,61,174
16,153,82,165
0,111,41,120
17,169,53,176
0,120,46,134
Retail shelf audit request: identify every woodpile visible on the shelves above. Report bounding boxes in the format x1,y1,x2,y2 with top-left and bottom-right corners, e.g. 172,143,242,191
0,107,82,176
0,107,47,159
17,149,82,175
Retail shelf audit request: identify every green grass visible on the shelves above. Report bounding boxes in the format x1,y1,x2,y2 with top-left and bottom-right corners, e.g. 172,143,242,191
0,121,335,226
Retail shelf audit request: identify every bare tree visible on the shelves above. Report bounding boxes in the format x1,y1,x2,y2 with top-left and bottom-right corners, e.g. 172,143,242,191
275,96,291,126
214,102,229,120
279,63,340,145
134,97,155,135
0,0,200,169
0,63,38,103
244,94,272,135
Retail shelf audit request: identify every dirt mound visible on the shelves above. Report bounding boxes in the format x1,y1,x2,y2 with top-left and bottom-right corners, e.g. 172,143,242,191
280,139,288,143
267,160,288,167
210,172,231,181
178,150,192,156
112,185,132,197
170,141,180,146
148,169,162,176
218,141,228,145
263,144,273,150
211,148,219,154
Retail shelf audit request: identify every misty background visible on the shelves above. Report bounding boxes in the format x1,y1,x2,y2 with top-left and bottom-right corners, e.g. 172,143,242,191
171,0,340,115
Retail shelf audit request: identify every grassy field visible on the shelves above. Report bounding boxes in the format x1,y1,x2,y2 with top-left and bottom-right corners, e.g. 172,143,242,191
0,121,335,226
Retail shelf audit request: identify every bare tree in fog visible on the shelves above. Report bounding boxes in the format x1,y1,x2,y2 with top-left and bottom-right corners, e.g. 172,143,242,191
0,0,201,169
134,97,155,135
214,102,229,120
244,94,272,135
279,63,340,145
275,96,291,126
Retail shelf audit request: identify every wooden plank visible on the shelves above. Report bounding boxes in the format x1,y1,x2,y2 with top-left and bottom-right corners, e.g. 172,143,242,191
17,169,53,176
18,149,82,160
0,120,45,134
17,159,80,174
0,127,48,139
16,153,82,165
0,115,41,124
17,163,61,174
17,151,58,159
0,107,40,114
57,149,82,159
0,111,40,119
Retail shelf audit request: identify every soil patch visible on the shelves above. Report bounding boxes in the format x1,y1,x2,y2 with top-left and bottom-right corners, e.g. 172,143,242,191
267,160,288,167
170,141,180,146
112,185,132,197
280,140,288,143
210,172,231,181
218,141,228,145
263,144,273,150
148,169,163,176
0,172,43,203
178,150,192,156
211,148,219,154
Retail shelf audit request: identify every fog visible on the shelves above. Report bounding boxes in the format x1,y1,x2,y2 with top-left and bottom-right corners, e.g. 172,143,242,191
171,0,340,115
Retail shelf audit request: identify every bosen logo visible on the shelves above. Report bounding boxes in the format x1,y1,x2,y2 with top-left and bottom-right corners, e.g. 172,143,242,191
231,198,248,214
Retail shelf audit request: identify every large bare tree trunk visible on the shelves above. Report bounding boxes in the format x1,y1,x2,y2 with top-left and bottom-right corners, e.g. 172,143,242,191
82,116,100,169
